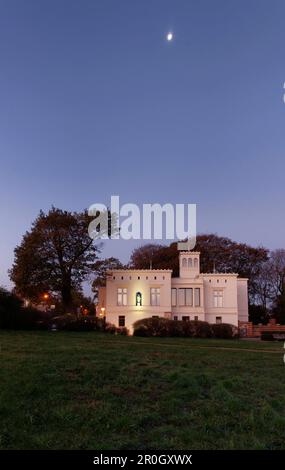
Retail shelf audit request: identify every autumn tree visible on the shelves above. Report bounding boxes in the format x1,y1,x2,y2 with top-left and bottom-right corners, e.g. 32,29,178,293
10,208,99,312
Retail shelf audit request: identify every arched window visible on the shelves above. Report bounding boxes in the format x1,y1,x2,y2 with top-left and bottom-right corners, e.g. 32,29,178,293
194,258,198,268
182,258,187,268
188,258,193,268
136,292,142,306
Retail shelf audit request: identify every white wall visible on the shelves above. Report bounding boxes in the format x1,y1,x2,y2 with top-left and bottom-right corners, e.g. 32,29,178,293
106,270,172,333
237,279,249,322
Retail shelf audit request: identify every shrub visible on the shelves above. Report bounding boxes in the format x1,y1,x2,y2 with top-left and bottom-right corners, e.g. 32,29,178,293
168,320,186,337
133,317,215,338
261,332,274,341
116,327,129,336
60,316,96,331
133,324,150,337
133,317,171,337
211,323,238,339
181,320,198,338
105,322,117,334
0,289,45,330
192,320,213,338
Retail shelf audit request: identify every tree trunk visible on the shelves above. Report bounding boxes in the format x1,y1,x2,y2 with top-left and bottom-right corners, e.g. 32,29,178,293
61,282,73,313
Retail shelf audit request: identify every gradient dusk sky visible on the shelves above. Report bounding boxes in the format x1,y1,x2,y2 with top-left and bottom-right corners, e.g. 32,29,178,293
1,0,285,290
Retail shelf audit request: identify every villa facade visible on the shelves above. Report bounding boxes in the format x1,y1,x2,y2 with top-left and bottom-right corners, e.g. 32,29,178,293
98,251,248,333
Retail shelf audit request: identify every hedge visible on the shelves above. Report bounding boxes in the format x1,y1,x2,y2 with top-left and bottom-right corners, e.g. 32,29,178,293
133,317,238,339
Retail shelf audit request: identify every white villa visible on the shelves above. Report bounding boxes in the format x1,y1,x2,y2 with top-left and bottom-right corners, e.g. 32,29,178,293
98,251,248,333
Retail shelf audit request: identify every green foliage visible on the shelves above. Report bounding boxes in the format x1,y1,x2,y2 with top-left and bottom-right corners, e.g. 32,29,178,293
0,331,284,450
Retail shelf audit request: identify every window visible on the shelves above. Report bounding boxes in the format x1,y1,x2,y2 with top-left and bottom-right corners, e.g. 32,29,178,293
171,288,177,306
182,257,187,267
178,288,193,306
152,316,159,319
194,288,200,307
216,316,222,324
118,315,125,327
194,316,198,321
173,315,178,321
214,290,223,308
182,316,189,322
188,258,192,268
136,291,142,306
150,288,160,306
178,288,185,306
194,258,198,268
117,288,127,306
185,288,193,306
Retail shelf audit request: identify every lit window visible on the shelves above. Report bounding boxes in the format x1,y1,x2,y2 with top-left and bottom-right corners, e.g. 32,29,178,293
118,315,125,327
214,290,223,308
216,316,222,324
117,288,127,306
136,292,142,306
171,288,177,306
194,288,200,307
150,288,160,306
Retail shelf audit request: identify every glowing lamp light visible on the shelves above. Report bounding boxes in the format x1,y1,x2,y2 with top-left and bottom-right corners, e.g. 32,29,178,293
43,293,49,300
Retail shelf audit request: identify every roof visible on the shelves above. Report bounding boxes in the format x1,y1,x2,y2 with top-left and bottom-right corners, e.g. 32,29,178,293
202,273,238,277
107,269,173,273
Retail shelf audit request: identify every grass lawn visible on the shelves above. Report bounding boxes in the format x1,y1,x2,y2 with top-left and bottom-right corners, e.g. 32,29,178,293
0,331,285,450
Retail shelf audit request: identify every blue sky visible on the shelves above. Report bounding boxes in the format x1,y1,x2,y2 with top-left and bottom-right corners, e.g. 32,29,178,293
1,0,285,289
